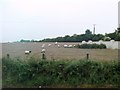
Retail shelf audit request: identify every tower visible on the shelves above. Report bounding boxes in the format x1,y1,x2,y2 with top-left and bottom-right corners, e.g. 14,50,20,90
118,1,120,28
93,24,96,34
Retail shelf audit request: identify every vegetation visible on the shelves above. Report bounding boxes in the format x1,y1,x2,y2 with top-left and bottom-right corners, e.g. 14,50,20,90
19,28,120,42
76,44,107,49
105,27,120,41
2,57,120,88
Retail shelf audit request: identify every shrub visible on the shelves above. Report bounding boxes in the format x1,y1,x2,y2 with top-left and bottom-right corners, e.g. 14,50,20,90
2,57,119,88
76,44,106,49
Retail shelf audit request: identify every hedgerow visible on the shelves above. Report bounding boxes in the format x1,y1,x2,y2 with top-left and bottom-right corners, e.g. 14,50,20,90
2,57,120,88
76,44,106,49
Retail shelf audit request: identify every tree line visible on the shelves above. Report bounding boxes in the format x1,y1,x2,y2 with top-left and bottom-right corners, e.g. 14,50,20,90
20,28,120,42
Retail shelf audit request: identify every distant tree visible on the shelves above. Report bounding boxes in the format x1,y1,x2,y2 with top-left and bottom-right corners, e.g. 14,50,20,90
117,27,120,33
105,32,116,40
105,28,120,41
31,39,35,42
41,28,120,42
64,35,70,42
85,29,92,35
92,34,104,41
20,39,31,42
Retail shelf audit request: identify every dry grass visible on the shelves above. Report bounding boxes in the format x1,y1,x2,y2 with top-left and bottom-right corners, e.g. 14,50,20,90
1,42,118,61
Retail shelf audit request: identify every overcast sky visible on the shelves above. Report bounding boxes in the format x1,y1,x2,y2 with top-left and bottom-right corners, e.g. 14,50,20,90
0,0,120,42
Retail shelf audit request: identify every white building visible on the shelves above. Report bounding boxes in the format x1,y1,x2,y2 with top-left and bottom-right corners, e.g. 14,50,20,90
118,1,120,28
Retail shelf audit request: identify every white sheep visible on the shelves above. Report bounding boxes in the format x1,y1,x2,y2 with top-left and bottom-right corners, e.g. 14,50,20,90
64,45,68,48
41,49,46,53
55,42,58,45
25,50,32,54
68,45,73,48
57,45,60,48
48,44,51,47
73,45,76,47
42,44,45,48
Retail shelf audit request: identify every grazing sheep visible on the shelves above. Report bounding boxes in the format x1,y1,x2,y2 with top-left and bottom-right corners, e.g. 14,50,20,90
48,44,51,47
73,45,76,47
64,45,68,48
41,49,46,53
42,44,45,48
55,42,58,45
68,45,73,48
25,50,32,54
57,45,60,48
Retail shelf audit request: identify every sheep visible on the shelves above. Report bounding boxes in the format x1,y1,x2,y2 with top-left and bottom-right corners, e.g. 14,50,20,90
55,42,58,45
64,45,68,48
42,44,45,48
41,49,46,53
48,44,51,47
73,45,76,47
57,44,60,48
25,50,32,54
68,45,73,48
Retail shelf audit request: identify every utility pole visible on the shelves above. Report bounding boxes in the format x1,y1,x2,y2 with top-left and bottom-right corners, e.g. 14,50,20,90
93,24,96,35
118,1,120,28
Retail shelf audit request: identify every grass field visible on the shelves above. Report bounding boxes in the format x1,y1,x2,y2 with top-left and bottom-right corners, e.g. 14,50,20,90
1,42,120,88
1,42,119,61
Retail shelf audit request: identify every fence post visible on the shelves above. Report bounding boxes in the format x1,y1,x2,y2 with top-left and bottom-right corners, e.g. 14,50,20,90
86,53,89,60
42,53,46,60
7,54,10,59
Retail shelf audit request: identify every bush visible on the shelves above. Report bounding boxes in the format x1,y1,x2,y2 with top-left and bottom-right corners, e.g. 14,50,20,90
76,44,106,49
2,57,119,88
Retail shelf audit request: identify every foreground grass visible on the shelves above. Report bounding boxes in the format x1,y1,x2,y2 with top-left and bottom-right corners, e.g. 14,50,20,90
2,57,120,88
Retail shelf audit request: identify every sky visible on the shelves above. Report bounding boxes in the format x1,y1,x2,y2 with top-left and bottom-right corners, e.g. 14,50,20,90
0,0,120,42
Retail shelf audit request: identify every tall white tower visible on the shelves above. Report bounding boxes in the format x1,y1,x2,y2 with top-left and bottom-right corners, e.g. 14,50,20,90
118,1,120,28
93,24,96,35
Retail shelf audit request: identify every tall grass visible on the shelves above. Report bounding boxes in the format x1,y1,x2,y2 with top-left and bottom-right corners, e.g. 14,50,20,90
2,57,120,88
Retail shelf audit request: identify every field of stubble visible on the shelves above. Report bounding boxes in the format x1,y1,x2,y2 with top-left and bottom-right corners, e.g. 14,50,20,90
1,42,119,61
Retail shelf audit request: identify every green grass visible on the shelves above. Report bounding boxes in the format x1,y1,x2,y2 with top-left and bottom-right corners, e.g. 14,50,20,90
2,57,120,88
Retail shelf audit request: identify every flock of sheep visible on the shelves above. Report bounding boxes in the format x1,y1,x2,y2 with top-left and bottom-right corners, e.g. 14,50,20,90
24,42,76,55
24,40,115,55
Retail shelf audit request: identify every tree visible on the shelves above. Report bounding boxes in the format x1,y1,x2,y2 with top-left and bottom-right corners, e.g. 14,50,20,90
85,29,92,35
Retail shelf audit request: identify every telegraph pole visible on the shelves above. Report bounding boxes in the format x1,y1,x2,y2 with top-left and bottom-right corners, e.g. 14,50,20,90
93,24,96,35
118,1,120,28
